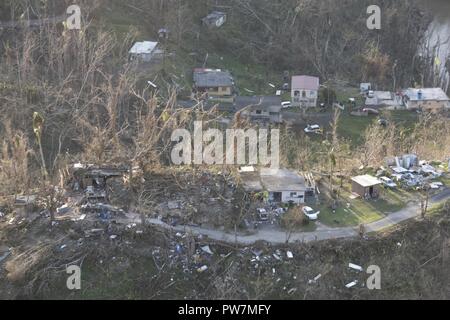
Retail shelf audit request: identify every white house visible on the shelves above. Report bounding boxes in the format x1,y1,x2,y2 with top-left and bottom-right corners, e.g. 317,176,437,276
403,88,450,112
260,169,306,204
129,41,159,62
240,167,307,204
291,75,320,108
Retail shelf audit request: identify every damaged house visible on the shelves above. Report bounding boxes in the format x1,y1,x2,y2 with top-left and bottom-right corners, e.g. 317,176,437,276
69,164,129,203
241,104,283,124
403,88,450,112
240,167,307,204
193,68,235,103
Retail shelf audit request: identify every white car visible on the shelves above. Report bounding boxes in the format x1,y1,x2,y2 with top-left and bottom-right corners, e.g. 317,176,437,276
304,124,321,134
302,206,320,221
256,208,269,221
281,101,291,109
380,177,397,189
367,90,375,98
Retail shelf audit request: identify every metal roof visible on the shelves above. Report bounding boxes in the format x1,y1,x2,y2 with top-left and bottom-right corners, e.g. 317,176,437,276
291,75,320,91
351,175,382,188
260,169,306,192
240,169,306,192
405,88,450,101
193,69,233,88
129,41,158,55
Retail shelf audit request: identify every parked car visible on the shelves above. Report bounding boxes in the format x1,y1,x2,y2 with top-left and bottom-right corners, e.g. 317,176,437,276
256,208,269,221
281,101,291,109
380,177,397,189
304,124,321,134
302,206,320,221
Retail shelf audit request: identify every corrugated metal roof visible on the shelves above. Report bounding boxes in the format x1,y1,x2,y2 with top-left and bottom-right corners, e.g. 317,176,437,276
193,69,233,87
291,75,320,90
351,175,382,188
129,41,158,55
405,88,450,101
260,169,306,192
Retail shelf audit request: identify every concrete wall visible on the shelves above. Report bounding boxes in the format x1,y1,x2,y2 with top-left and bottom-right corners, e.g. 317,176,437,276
269,190,305,204
291,89,318,108
406,100,450,112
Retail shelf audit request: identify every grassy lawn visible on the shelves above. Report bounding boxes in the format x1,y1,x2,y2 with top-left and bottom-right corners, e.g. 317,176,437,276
337,113,376,145
337,110,419,148
299,221,318,232
206,53,280,96
317,184,409,228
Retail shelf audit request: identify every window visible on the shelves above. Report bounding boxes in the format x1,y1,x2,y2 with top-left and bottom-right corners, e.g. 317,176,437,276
302,91,306,98
256,110,262,115
294,90,300,96
290,192,297,197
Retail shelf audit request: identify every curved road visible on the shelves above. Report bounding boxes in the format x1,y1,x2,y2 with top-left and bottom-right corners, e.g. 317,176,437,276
129,188,450,245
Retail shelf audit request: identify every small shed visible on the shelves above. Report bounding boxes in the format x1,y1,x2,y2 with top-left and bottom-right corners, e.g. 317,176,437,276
360,83,372,94
202,11,227,28
351,175,382,199
129,41,159,62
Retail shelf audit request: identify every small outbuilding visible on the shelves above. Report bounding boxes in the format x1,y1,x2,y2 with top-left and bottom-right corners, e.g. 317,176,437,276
129,41,159,62
202,11,227,28
351,175,382,199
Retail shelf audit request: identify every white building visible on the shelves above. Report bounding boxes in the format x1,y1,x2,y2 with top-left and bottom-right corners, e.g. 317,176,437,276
403,88,450,112
291,75,320,108
129,41,159,62
240,168,307,204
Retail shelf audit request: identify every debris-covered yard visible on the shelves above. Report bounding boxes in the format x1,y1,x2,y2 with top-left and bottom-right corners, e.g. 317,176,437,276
0,195,448,299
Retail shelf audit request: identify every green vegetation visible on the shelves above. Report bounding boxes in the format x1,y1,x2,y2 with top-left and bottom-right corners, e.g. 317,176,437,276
318,184,409,228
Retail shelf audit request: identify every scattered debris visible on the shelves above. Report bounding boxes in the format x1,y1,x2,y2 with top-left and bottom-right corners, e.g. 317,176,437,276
57,204,72,215
0,247,11,264
286,251,294,259
287,288,297,295
14,195,37,207
348,263,363,272
273,254,281,261
201,246,214,255
168,201,182,210
345,280,358,288
197,265,208,273
308,273,322,284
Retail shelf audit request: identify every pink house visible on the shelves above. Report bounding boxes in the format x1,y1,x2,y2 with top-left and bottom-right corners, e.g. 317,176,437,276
291,75,320,108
